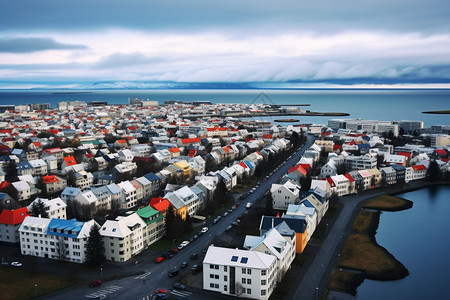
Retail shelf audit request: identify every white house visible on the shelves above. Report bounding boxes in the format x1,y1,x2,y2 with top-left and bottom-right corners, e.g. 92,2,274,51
99,213,146,262
19,217,97,263
28,197,67,220
203,245,278,300
117,181,138,209
270,181,301,210
329,175,350,196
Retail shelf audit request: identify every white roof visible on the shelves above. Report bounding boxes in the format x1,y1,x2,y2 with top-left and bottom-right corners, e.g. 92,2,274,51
12,180,30,192
117,181,136,193
203,245,276,269
19,216,51,233
100,213,145,238
28,159,47,167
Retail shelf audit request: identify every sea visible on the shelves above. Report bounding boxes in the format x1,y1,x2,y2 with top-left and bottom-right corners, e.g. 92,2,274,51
0,89,449,127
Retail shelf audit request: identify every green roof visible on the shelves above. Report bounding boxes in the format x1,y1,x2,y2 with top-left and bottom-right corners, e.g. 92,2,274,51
81,140,100,145
136,206,163,225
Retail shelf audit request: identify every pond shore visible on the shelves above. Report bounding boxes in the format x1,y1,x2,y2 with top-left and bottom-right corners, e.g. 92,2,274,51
328,194,413,295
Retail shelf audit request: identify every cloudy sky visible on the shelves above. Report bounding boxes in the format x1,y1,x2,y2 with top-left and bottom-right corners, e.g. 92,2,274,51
1,0,450,89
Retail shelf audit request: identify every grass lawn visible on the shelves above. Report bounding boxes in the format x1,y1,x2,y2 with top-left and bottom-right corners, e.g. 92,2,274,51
270,271,296,300
328,270,364,296
363,195,413,211
0,267,78,300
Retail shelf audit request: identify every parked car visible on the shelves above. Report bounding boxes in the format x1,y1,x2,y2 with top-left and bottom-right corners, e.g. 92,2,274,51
162,253,173,259
173,283,186,290
180,261,188,268
10,261,22,267
155,256,165,263
89,279,102,287
190,253,198,260
153,288,168,294
201,227,208,233
193,234,199,240
191,264,201,274
223,212,228,217
226,225,233,231
169,248,179,254
246,203,253,209
232,221,239,226
168,268,179,277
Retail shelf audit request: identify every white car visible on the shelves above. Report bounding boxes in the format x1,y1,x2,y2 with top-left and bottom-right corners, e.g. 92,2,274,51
245,203,253,209
180,240,190,247
11,262,22,267
201,227,209,233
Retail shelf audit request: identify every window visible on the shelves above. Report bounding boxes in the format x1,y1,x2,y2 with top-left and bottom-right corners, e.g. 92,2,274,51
210,283,215,288
224,266,227,272
242,268,246,274
224,275,228,282
261,290,266,296
242,278,246,284
210,274,214,279
261,279,266,285
231,255,238,262
210,264,214,269
240,257,248,264
247,269,251,275
224,285,227,292
247,289,251,294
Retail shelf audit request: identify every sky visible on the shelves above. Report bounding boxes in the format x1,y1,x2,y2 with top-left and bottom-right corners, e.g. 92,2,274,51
1,0,450,89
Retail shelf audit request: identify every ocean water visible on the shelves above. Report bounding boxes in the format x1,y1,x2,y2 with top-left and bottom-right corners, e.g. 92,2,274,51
0,89,449,126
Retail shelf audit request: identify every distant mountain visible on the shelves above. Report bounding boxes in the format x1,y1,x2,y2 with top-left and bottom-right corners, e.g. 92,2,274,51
86,81,255,90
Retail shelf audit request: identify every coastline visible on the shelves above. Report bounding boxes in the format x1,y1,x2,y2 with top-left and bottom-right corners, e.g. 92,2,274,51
328,181,449,296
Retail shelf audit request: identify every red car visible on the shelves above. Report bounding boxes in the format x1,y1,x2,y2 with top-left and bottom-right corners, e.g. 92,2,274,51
155,256,165,263
88,279,102,287
169,248,179,254
153,288,168,294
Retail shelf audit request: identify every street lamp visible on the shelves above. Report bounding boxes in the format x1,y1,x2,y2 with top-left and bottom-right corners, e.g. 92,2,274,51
100,267,103,280
35,284,37,296
315,287,319,300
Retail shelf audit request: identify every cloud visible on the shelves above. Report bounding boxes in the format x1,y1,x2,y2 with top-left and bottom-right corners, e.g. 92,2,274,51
0,37,87,53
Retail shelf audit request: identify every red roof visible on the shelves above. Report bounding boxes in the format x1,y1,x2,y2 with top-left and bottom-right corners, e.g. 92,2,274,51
222,147,230,154
0,207,29,225
188,149,197,157
168,147,181,153
435,149,447,156
180,138,201,144
151,198,171,212
333,145,343,151
238,161,248,169
299,163,311,170
262,134,273,139
45,148,62,154
288,165,307,176
0,181,11,189
397,152,412,158
344,173,355,182
64,156,77,166
117,139,127,144
412,165,427,171
326,177,336,187
43,175,59,184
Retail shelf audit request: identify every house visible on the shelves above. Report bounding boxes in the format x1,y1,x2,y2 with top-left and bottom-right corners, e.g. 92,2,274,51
74,170,94,190
406,164,427,182
260,215,308,254
380,166,397,186
203,245,277,300
134,176,153,200
19,217,98,263
243,225,296,282
136,206,165,247
286,203,317,241
11,180,32,202
168,147,181,158
300,188,328,225
91,185,113,211
42,155,58,172
329,175,350,196
62,156,78,170
117,149,134,162
367,168,382,188
99,213,146,262
391,164,406,184
144,173,162,196
288,164,308,180
28,197,67,219
42,175,67,195
166,186,200,218
357,170,373,190
0,207,29,243
42,147,64,162
117,181,138,209
344,173,356,194
385,154,408,166
173,160,191,180
314,140,334,152
114,162,137,177
270,181,301,211
347,171,364,192
130,145,152,157
344,155,377,171
320,160,337,179
114,139,128,149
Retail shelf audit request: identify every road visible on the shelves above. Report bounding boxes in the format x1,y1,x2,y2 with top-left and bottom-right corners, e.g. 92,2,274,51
37,135,316,300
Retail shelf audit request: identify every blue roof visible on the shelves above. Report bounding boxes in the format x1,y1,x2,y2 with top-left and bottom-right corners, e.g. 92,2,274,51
357,144,371,149
391,164,406,171
17,161,32,170
243,161,254,170
260,215,307,234
61,187,81,196
46,219,84,238
144,173,160,182
106,183,122,194
303,200,315,208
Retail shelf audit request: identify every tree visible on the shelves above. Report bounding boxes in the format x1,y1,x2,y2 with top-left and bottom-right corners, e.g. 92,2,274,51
86,224,105,266
4,159,18,182
426,160,442,182
66,170,77,187
29,199,49,218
